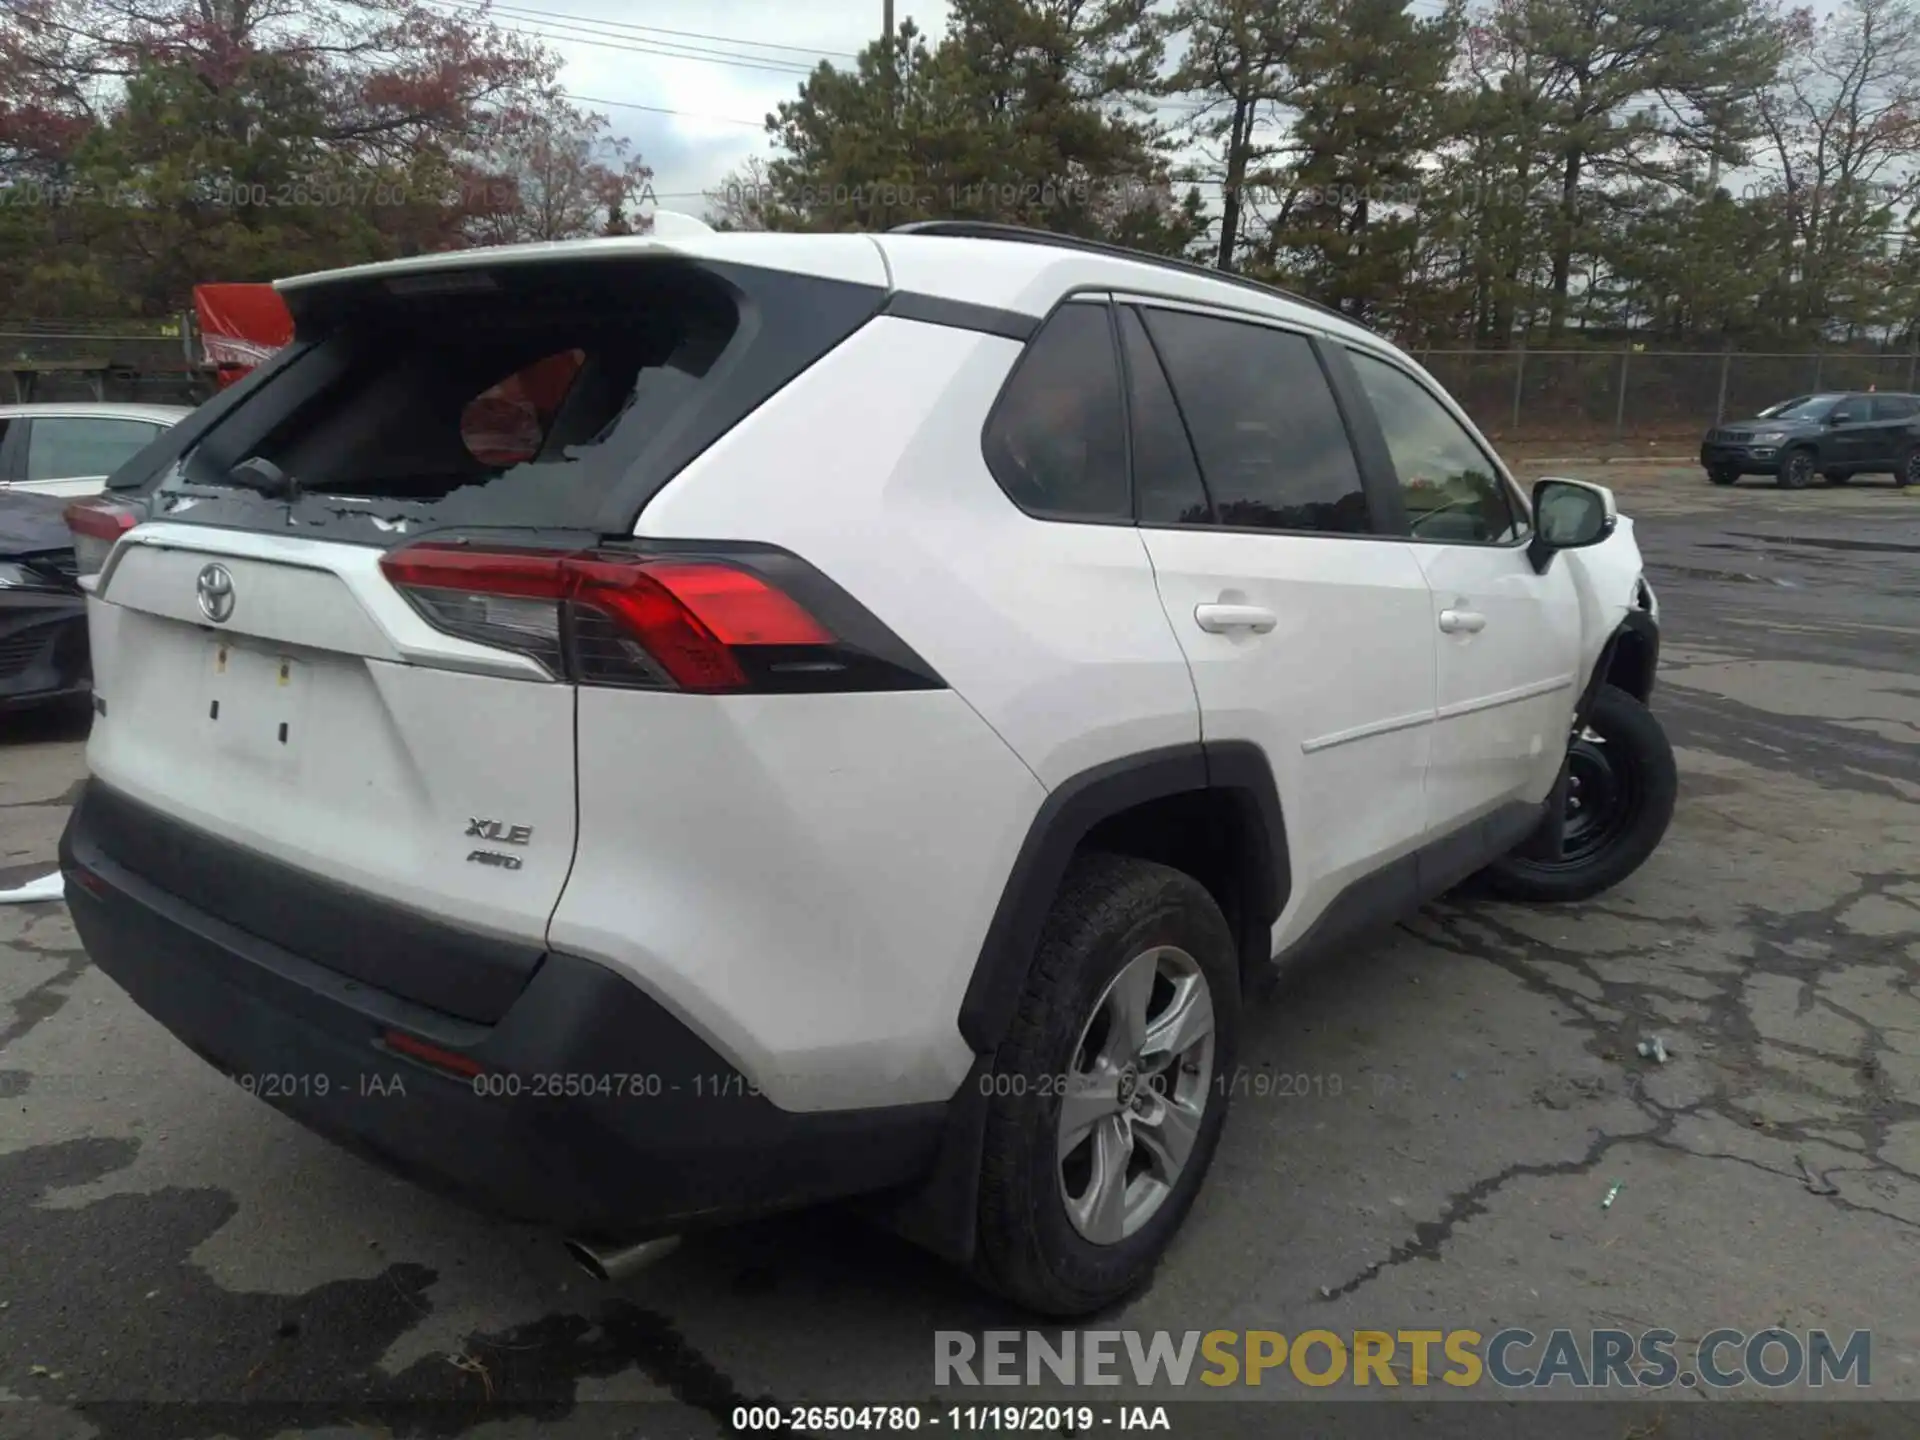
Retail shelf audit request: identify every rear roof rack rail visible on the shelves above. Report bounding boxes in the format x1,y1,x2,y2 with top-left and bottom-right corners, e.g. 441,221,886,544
886,220,1353,326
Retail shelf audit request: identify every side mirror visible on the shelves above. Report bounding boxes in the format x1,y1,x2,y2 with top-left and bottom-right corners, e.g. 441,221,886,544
1527,478,1617,575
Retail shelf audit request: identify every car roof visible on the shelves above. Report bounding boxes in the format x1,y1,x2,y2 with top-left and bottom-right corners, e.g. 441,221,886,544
0,401,191,424
272,224,1386,352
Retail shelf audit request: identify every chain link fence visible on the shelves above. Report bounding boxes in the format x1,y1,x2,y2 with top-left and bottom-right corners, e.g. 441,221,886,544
0,317,204,405
1418,347,1920,451
4,320,1917,447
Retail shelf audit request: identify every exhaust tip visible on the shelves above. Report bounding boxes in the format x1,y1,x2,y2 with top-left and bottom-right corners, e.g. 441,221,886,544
564,1234,681,1283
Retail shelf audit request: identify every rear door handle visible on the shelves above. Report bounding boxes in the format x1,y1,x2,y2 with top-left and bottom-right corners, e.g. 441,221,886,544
1439,608,1487,635
1194,603,1278,635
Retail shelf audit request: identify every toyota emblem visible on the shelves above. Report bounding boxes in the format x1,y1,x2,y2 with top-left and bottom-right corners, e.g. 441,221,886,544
196,563,235,624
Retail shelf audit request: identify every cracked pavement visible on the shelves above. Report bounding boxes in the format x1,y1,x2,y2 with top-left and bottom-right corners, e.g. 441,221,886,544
0,466,1916,1433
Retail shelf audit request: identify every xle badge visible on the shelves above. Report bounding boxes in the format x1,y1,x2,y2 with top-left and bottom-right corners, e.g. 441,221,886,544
466,818,533,870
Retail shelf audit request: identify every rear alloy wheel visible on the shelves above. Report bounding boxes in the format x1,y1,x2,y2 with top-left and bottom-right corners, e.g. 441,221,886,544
975,854,1238,1316
1779,448,1816,489
1898,446,1920,489
1707,465,1739,487
1482,686,1678,905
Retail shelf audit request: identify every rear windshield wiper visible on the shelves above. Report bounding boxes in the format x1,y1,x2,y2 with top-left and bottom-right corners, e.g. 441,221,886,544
223,457,302,501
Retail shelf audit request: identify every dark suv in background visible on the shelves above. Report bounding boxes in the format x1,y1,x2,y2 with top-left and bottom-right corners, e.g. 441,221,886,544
1701,392,1920,489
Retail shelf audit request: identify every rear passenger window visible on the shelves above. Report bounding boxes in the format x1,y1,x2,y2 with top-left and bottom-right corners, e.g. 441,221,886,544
983,303,1129,521
1872,394,1918,421
1117,308,1210,526
1140,309,1371,535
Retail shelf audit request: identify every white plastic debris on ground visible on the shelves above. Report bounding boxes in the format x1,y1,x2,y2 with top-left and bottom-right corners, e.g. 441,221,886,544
0,871,64,904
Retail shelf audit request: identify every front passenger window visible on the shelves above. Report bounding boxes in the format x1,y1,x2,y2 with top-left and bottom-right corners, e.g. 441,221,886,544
1348,350,1521,544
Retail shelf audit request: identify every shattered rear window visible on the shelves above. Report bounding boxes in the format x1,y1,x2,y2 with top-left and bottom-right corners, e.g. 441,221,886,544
168,257,741,533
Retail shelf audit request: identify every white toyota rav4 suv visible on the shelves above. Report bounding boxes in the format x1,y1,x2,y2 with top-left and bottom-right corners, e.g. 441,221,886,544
60,219,1671,1316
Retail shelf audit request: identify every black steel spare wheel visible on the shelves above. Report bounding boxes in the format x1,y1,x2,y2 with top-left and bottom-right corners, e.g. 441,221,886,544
1482,685,1678,904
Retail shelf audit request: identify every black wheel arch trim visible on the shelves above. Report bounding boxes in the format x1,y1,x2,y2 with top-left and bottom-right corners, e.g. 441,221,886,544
956,739,1289,1057
1581,609,1661,725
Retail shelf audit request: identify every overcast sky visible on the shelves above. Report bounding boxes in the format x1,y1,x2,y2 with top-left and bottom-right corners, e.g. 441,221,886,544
506,0,1852,221
489,0,953,215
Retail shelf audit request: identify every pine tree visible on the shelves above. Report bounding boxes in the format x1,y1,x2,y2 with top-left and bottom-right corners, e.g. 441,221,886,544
1256,0,1463,326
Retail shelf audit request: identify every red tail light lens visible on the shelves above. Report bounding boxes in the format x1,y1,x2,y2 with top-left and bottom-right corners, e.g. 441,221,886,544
379,543,840,692
64,497,142,578
64,499,139,541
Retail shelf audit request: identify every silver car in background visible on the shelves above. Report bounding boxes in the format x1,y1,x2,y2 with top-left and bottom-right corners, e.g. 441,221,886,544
0,402,190,499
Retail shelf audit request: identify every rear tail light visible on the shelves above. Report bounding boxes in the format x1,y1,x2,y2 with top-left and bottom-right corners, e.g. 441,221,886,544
379,541,929,694
64,497,141,579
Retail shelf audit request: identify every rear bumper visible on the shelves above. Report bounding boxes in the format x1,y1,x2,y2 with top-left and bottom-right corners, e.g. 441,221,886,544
60,781,946,1241
0,590,88,710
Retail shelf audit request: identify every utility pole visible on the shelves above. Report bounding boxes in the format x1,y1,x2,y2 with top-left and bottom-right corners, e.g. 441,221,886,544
883,0,897,117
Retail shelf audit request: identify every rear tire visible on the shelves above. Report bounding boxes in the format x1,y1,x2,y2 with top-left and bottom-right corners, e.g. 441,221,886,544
1482,687,1677,905
1898,445,1919,489
974,853,1238,1316
1779,448,1816,489
1707,466,1739,487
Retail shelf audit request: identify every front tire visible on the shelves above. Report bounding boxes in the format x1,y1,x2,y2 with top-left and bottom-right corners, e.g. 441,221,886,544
1483,686,1677,905
1779,448,1816,489
1707,465,1739,487
975,854,1239,1316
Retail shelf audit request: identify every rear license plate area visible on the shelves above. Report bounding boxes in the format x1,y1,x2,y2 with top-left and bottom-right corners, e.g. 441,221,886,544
202,638,309,768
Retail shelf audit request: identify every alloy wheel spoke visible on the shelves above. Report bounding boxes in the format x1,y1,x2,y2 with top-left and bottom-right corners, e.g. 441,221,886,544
1103,952,1159,1065
1057,1068,1123,1151
1134,1094,1202,1182
1142,973,1214,1069
1068,1114,1134,1245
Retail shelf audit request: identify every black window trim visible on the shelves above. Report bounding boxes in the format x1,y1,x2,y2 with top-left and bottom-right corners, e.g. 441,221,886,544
1122,298,1400,543
976,292,1139,530
0,414,21,483
1334,342,1534,552
1113,301,1215,528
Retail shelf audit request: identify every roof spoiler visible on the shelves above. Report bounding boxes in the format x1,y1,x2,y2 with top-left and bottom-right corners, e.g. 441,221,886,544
273,212,718,297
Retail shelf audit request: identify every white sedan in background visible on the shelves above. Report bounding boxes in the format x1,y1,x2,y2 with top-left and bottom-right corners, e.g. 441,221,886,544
0,402,190,498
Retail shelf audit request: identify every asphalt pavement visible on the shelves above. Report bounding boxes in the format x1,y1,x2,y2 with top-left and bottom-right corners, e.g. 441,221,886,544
2,467,1918,1438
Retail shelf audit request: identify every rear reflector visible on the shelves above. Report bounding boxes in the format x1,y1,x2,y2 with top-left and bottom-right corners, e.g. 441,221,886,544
380,542,841,692
381,1028,485,1078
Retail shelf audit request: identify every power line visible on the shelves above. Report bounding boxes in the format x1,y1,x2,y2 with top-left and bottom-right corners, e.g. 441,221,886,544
431,0,820,75
471,0,861,61
562,91,767,128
